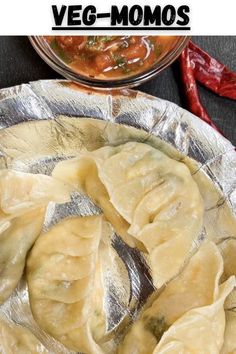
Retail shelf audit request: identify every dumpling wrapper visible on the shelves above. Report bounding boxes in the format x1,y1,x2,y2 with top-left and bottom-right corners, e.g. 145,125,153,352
118,241,224,354
221,262,236,354
27,216,106,354
221,310,236,354
54,154,133,248
218,238,236,354
219,238,236,281
0,316,49,354
153,276,236,354
52,142,204,287
0,170,72,304
0,208,45,304
0,169,71,228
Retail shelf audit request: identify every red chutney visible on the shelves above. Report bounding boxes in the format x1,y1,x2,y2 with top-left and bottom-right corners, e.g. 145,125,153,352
44,36,179,80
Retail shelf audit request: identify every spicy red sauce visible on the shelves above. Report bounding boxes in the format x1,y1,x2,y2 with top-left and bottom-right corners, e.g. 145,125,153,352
44,36,179,80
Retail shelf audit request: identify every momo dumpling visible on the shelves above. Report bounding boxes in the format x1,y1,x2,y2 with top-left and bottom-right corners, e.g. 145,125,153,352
222,293,236,354
221,310,236,354
218,238,236,281
27,215,106,354
0,316,49,354
0,170,72,304
0,169,71,225
217,238,236,353
53,154,133,249
222,305,236,354
0,208,45,304
153,276,236,354
0,169,71,212
118,242,224,354
52,142,204,287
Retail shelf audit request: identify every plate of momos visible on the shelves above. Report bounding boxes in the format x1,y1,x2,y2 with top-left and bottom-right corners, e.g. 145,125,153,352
0,80,235,354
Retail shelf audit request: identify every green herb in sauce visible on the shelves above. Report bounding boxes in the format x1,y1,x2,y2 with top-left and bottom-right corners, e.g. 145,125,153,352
99,36,115,42
50,39,71,64
113,55,127,67
111,54,131,73
87,36,116,50
87,36,97,47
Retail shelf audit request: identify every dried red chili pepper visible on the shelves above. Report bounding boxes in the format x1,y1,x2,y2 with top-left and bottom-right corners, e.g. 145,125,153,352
188,41,236,100
179,46,223,134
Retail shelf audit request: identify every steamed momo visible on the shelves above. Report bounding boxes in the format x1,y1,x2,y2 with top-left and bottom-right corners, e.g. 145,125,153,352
221,310,236,354
0,169,71,228
218,238,236,281
119,242,224,354
0,208,45,304
218,238,236,354
0,317,49,354
52,142,204,287
0,169,72,304
153,276,236,354
27,215,106,354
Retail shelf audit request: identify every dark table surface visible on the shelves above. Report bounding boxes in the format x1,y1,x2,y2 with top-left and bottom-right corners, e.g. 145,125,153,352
0,36,235,145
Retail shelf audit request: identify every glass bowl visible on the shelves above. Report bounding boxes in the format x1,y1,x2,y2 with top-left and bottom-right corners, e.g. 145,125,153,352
29,36,190,89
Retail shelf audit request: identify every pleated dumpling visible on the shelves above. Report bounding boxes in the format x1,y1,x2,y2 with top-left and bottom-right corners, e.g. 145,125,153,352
27,215,106,354
0,169,71,227
0,208,45,304
118,241,224,354
0,316,49,354
219,238,236,281
218,238,236,354
0,169,72,304
221,304,236,354
221,310,236,354
153,276,235,354
52,142,204,287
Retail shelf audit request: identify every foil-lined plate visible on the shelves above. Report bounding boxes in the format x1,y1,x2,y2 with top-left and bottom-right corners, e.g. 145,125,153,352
0,80,235,353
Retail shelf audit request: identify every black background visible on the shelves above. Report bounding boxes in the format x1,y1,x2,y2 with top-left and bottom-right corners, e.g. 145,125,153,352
0,36,235,145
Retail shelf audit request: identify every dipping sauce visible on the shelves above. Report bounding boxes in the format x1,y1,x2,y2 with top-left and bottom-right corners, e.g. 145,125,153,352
44,36,179,80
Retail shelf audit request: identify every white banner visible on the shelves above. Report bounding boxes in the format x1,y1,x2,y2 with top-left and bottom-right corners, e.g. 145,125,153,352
0,0,235,35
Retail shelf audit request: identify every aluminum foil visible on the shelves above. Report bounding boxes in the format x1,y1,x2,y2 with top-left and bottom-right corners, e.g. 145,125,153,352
0,80,235,353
